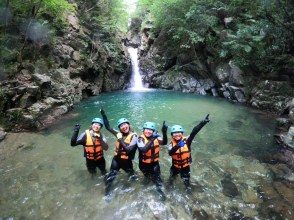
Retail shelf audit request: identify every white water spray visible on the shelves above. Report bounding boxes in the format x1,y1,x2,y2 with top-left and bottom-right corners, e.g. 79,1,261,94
128,47,146,91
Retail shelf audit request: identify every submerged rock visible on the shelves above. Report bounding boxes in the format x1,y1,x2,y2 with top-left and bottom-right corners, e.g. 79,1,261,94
221,173,239,198
242,188,261,204
193,208,213,220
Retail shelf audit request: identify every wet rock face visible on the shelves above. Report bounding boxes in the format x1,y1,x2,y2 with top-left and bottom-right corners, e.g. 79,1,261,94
215,62,246,103
250,81,293,113
151,68,216,95
274,98,294,151
0,9,131,131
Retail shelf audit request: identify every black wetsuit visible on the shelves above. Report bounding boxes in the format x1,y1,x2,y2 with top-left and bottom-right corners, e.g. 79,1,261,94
168,120,208,188
101,113,138,194
71,129,108,175
137,131,167,188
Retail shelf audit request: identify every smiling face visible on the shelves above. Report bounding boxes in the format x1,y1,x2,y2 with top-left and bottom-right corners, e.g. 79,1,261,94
144,128,154,138
119,122,130,134
92,123,101,132
172,132,183,141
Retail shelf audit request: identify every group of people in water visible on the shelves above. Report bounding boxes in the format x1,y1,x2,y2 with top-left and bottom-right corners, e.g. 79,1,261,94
70,109,210,198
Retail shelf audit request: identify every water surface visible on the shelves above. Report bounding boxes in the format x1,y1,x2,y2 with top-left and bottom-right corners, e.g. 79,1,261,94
1,90,291,219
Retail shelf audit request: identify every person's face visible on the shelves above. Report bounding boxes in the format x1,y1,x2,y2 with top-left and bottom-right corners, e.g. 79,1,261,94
172,132,183,141
92,123,101,132
119,122,130,133
144,128,154,138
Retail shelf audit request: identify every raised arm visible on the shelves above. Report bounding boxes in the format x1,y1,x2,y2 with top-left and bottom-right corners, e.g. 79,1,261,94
70,124,86,146
100,108,117,136
186,114,210,146
159,121,168,145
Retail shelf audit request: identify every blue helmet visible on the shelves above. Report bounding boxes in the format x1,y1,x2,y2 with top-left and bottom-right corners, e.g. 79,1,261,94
143,121,156,131
170,125,184,134
92,118,104,127
117,118,130,128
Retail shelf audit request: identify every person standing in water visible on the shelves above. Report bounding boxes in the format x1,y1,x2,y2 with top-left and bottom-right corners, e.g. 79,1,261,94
168,114,210,191
100,109,138,196
70,118,108,176
137,121,168,196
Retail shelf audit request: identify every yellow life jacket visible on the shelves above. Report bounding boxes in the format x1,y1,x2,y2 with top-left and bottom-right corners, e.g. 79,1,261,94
140,134,160,163
114,132,135,160
85,129,103,160
171,137,191,169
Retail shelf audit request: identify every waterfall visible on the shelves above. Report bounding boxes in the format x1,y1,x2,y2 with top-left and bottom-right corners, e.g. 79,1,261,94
128,47,146,91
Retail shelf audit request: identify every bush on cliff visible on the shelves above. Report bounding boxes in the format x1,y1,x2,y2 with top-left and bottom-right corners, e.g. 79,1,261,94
137,0,294,78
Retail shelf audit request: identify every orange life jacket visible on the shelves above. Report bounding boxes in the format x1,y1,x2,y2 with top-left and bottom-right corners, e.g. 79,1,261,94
84,129,103,160
171,137,191,169
140,134,160,163
114,132,135,160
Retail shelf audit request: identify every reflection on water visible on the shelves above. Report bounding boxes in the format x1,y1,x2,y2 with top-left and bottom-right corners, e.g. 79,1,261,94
0,90,292,219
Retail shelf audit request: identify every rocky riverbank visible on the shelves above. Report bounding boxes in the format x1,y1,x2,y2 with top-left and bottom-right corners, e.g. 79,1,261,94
0,2,131,133
126,17,294,168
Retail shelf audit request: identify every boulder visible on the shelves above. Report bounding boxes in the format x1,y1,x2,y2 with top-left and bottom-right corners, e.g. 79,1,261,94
285,98,294,123
229,61,244,86
72,51,80,61
275,126,294,149
215,64,230,83
67,14,79,30
19,93,37,108
0,127,6,141
250,80,293,113
33,73,51,86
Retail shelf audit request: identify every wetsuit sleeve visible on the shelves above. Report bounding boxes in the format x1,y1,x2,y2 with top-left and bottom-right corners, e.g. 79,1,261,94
71,132,86,146
168,143,181,156
158,131,167,145
186,120,208,146
137,136,154,153
100,134,109,150
101,112,117,136
118,134,138,153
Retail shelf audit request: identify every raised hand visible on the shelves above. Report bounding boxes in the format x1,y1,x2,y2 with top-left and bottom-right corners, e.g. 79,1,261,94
116,132,123,140
153,131,160,139
161,121,168,133
178,140,185,147
100,108,106,116
73,124,81,132
203,114,210,123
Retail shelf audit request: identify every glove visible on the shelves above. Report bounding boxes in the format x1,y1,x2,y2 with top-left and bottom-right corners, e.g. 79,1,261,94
116,132,123,140
178,140,185,147
203,114,210,123
161,121,168,133
153,132,160,139
73,124,80,132
93,133,100,138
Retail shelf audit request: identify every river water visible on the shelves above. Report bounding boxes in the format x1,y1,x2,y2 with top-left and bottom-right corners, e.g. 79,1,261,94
0,90,292,219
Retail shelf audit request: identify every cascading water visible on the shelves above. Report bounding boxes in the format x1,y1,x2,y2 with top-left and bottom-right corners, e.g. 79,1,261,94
128,47,146,91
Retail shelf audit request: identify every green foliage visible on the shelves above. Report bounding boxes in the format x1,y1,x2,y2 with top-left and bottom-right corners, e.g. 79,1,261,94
4,0,75,27
138,0,294,75
10,0,75,17
92,0,128,33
